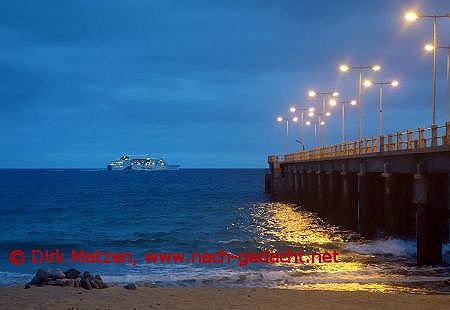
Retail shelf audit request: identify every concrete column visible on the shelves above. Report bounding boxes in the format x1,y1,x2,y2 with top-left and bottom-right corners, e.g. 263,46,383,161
293,168,299,201
327,170,342,225
414,163,442,265
358,163,377,237
341,165,358,230
299,168,307,207
382,162,398,236
316,166,328,216
305,167,315,211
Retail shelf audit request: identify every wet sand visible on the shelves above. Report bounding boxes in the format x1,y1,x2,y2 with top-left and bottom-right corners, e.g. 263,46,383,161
1,286,450,309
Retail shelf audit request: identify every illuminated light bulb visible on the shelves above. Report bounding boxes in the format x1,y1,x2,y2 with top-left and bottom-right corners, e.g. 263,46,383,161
308,90,316,98
350,100,357,106
404,11,419,22
363,79,372,87
277,116,283,122
391,80,399,87
305,121,311,126
372,65,381,72
339,64,349,72
424,43,434,52
329,98,337,106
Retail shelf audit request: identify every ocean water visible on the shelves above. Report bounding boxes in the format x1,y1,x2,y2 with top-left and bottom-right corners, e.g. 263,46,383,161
0,169,449,293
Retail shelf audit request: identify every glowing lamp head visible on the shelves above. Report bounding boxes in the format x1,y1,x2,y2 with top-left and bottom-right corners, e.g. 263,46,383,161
405,11,419,22
424,43,434,52
308,107,315,112
277,116,283,122
372,65,381,72
308,111,314,117
332,91,340,97
329,98,337,106
363,79,373,87
325,112,331,117
320,121,325,126
292,116,299,122
391,80,399,87
339,64,349,72
350,100,357,106
305,121,311,126
308,90,316,98
289,106,296,113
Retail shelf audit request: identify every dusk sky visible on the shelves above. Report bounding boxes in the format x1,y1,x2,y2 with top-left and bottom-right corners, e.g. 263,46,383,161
1,0,449,168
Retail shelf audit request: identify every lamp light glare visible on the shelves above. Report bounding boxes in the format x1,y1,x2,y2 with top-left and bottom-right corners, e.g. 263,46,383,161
363,79,373,87
405,11,419,22
339,64,349,72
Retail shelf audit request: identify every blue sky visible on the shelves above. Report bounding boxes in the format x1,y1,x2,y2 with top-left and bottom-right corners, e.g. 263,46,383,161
0,0,449,168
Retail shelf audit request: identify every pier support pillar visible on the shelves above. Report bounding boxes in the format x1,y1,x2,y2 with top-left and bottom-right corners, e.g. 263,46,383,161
305,167,315,211
316,166,328,215
415,164,443,265
341,165,358,229
299,169,307,207
358,163,377,237
327,170,341,224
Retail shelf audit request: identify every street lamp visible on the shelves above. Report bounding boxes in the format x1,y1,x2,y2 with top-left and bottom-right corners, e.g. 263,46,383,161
277,115,298,155
328,99,357,143
289,105,315,148
404,10,450,125
363,79,399,136
339,63,381,140
308,89,340,145
305,118,326,148
424,43,450,122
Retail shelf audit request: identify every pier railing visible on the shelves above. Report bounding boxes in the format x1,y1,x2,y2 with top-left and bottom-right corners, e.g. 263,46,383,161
271,122,450,163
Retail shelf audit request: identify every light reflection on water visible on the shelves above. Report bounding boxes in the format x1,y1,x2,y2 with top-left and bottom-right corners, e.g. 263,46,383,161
251,202,450,293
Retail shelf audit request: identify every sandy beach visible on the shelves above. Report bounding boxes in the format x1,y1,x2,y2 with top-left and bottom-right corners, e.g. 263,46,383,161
0,286,449,310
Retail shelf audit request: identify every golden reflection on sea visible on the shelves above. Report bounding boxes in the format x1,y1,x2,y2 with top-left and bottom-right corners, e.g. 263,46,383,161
252,202,399,293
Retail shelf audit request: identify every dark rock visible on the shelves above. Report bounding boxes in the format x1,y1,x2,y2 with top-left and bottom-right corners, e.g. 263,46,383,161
74,277,81,288
89,278,99,289
50,268,65,279
55,278,74,287
80,278,92,290
64,268,81,279
30,268,48,285
94,275,108,289
82,271,92,280
445,279,450,286
24,284,31,289
124,283,137,290
47,280,57,286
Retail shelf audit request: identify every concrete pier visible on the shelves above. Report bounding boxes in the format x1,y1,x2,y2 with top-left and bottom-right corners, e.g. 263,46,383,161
265,122,450,265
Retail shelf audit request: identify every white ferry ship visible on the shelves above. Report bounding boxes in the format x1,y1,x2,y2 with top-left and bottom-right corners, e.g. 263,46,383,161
107,155,180,171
